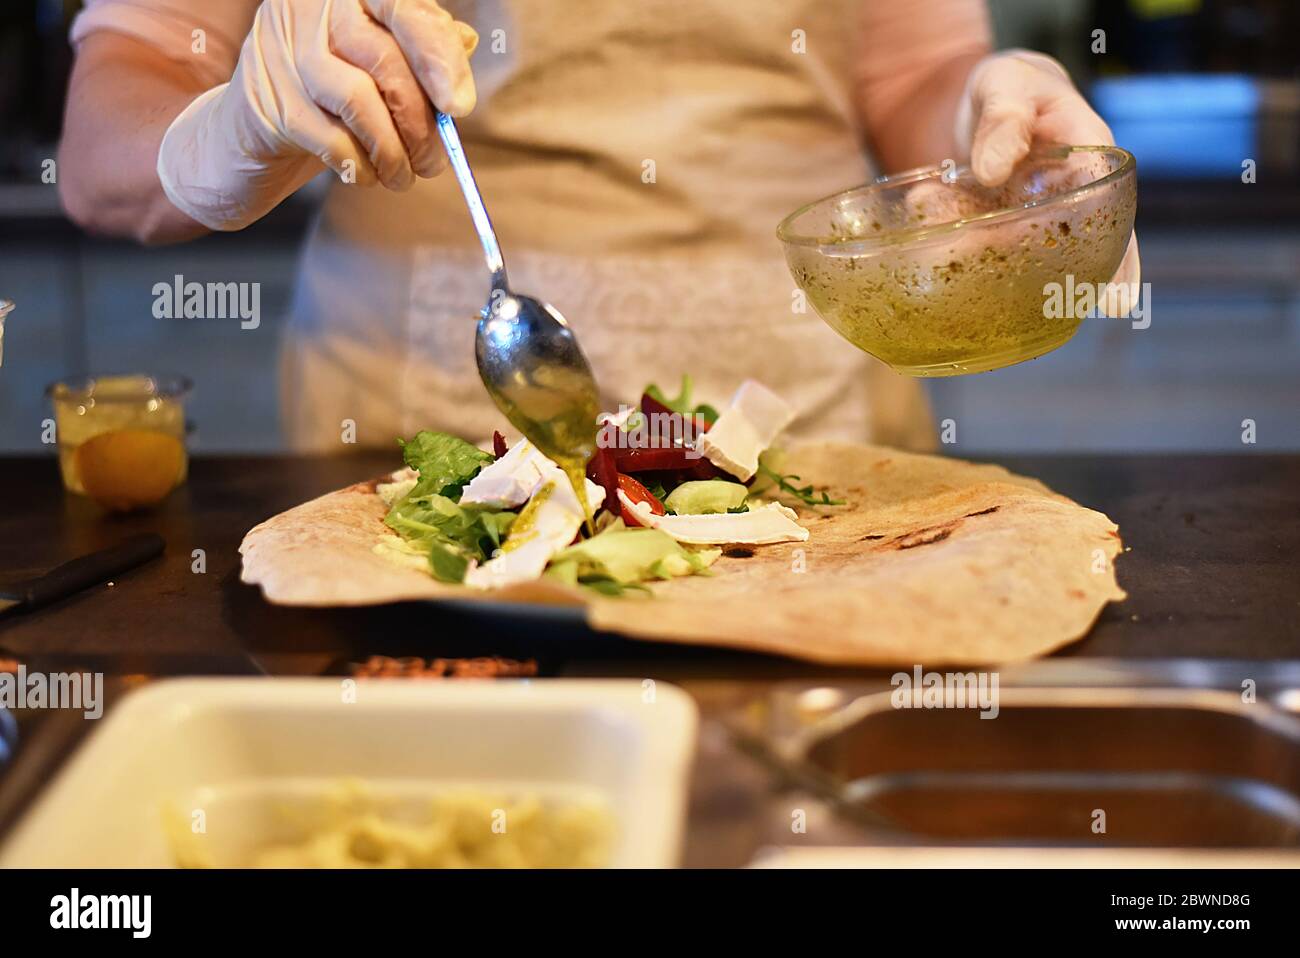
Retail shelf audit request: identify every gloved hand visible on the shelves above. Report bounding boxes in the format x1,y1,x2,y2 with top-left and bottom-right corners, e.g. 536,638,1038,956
158,0,478,231
955,50,1140,317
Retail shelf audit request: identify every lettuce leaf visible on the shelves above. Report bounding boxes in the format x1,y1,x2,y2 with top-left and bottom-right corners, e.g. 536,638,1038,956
384,432,514,583
398,431,494,500
427,542,471,583
544,520,718,589
383,492,517,584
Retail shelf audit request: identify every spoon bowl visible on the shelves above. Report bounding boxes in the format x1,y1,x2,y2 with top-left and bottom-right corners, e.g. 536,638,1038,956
476,292,601,464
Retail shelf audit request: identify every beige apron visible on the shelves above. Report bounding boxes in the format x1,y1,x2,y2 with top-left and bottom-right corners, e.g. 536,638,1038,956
280,0,934,452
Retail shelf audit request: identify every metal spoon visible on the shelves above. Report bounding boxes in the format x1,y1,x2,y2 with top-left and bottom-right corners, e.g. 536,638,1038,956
435,113,600,468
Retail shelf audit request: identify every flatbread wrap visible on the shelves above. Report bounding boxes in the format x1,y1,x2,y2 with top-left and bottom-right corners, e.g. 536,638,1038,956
241,383,1125,665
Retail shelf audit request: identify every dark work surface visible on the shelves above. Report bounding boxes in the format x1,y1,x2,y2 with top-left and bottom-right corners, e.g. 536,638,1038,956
1,451,1297,867
0,452,1296,674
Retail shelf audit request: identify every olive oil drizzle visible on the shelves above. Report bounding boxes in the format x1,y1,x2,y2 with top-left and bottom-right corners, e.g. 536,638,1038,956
557,456,594,537
500,481,555,553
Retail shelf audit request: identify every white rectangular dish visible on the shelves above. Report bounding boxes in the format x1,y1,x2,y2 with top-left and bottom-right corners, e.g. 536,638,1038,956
0,678,697,868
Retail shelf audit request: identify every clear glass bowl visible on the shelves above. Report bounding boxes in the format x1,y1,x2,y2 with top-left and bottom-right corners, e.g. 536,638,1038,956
46,374,192,509
777,145,1137,376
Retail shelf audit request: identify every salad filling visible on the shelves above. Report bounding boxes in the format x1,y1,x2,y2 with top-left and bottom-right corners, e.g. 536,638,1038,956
375,377,839,594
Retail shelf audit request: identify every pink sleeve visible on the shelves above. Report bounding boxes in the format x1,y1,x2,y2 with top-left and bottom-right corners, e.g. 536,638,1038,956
855,0,993,126
69,0,260,86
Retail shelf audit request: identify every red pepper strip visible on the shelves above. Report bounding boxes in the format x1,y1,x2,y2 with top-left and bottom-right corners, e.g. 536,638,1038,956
585,445,620,515
492,430,508,458
617,474,665,528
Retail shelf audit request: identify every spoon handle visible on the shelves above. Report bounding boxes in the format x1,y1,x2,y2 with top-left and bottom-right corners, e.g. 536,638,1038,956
436,113,508,290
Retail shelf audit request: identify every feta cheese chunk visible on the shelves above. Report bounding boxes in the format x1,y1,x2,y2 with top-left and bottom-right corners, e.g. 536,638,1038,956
619,491,809,545
598,404,638,429
461,438,602,510
462,442,603,589
697,380,795,481
459,438,548,508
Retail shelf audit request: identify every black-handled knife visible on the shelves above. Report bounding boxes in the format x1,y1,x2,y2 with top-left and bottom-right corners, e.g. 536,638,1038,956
0,533,165,615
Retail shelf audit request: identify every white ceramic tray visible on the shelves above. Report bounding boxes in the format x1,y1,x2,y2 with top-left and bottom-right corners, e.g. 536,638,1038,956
0,678,697,868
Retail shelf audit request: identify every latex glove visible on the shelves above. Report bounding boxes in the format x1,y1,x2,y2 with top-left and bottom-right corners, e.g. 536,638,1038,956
158,0,478,231
955,50,1140,318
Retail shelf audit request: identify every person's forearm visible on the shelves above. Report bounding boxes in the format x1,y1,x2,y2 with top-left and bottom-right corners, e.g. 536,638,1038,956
866,51,985,174
59,34,213,244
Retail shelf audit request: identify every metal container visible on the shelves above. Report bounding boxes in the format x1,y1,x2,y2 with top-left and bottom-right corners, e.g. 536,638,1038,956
728,662,1300,850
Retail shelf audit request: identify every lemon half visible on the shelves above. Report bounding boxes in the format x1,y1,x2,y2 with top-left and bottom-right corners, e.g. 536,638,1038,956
76,429,185,511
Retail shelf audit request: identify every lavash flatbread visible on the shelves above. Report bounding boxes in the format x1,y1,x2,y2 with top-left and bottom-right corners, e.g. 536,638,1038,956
239,443,1126,665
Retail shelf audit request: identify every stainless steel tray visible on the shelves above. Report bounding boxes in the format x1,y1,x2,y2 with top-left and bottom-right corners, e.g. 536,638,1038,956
725,660,1300,849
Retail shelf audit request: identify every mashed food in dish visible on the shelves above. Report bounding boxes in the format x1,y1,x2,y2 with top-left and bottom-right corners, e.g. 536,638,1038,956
166,782,614,869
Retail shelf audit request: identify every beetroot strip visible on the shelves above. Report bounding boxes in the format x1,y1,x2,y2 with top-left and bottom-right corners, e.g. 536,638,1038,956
586,446,620,515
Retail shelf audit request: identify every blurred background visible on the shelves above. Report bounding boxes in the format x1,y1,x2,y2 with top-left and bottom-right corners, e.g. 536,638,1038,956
0,0,1296,453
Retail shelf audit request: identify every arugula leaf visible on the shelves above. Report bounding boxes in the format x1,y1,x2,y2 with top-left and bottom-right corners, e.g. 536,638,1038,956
756,462,844,507
694,403,720,425
644,375,719,425
644,375,693,414
397,431,493,500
